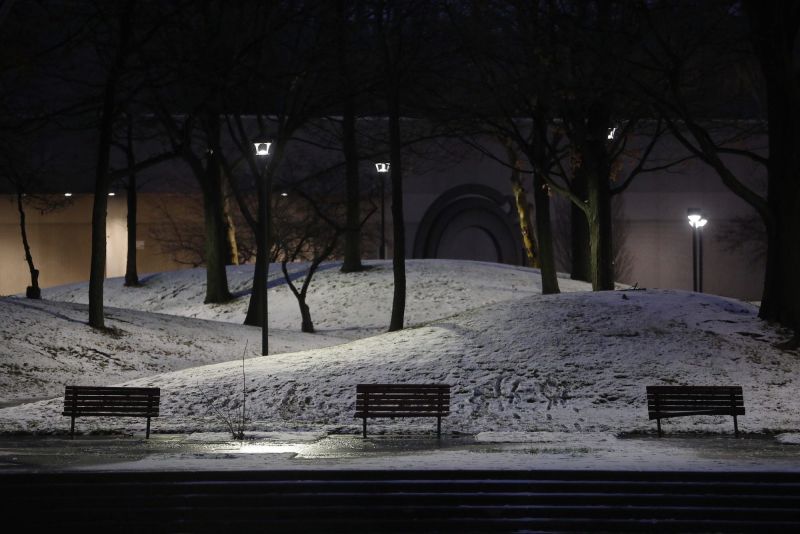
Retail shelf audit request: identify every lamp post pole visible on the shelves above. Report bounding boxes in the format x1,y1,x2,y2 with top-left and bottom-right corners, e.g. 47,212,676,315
698,225,704,293
255,142,272,356
687,208,708,293
376,162,390,260
692,225,698,292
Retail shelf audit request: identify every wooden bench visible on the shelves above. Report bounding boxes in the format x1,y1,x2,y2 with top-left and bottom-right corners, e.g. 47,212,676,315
646,385,745,437
62,386,161,439
355,384,450,438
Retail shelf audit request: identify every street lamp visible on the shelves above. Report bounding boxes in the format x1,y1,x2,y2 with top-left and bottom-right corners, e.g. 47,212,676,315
254,142,272,156
687,208,708,293
375,162,390,260
255,141,273,355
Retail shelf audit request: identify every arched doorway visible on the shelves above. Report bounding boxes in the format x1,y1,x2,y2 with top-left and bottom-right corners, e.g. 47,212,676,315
413,184,523,265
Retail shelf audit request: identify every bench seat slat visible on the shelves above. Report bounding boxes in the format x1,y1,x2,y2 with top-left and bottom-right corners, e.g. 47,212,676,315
647,397,744,404
648,409,745,420
356,408,447,413
62,415,159,420
648,404,745,410
646,389,743,394
356,400,449,406
356,404,449,408
356,391,450,399
64,408,158,414
356,406,450,416
68,397,159,406
64,386,159,396
355,412,451,418
356,384,450,391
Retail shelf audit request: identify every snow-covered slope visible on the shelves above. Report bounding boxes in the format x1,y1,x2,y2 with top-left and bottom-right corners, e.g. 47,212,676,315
2,269,798,436
3,260,577,404
0,298,346,405
42,260,591,336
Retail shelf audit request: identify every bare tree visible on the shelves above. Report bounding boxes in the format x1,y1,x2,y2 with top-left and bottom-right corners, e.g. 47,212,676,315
634,1,800,344
0,153,72,298
369,1,448,331
88,0,136,329
275,185,347,333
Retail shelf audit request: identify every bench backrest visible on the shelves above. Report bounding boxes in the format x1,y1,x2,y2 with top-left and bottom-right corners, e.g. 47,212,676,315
62,386,161,418
356,384,450,417
646,385,744,419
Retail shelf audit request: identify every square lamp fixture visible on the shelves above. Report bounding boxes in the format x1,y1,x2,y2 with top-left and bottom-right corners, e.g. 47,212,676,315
375,162,390,173
254,142,272,156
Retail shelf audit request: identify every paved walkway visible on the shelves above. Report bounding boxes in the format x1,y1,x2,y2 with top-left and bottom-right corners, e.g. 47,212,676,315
1,432,799,473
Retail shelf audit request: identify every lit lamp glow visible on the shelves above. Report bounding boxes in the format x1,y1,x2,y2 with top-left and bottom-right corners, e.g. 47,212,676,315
254,142,272,156
375,162,390,173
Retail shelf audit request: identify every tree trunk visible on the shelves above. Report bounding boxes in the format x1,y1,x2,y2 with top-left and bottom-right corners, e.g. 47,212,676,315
124,169,140,287
200,116,233,304
503,139,538,267
570,101,615,291
88,1,134,329
244,224,266,327
746,2,800,343
223,187,239,266
530,113,560,294
16,193,40,299
299,300,314,333
388,92,406,332
340,93,363,272
586,170,615,290
570,170,591,282
533,171,560,294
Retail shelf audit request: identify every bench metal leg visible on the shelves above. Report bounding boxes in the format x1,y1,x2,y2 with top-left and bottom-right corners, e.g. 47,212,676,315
146,417,151,439
656,418,662,438
362,417,367,439
734,415,739,437
437,417,441,439
70,416,75,439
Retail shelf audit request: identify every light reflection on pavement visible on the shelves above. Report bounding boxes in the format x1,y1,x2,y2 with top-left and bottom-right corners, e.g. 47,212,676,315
0,432,798,472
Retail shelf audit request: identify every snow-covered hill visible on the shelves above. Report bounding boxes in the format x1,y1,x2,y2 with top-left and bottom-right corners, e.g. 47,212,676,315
1,260,797,437
3,260,580,404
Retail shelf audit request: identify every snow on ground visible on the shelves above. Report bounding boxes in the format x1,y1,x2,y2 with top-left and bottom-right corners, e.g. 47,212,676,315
2,260,575,405
42,260,591,338
1,259,798,439
0,299,345,406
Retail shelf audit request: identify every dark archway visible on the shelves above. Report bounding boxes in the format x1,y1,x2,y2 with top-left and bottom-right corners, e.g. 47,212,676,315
413,184,523,265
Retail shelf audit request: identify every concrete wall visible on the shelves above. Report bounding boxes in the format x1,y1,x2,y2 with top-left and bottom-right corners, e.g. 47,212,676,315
0,193,200,295
402,134,766,302
0,132,768,302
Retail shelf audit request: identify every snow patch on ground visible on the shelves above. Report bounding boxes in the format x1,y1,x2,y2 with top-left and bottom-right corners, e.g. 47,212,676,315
776,433,800,445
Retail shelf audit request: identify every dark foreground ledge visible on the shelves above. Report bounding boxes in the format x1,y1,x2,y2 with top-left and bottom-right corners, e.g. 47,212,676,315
2,469,799,532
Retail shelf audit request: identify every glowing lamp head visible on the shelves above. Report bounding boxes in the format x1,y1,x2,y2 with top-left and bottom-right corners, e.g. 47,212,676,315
375,162,390,173
687,208,707,228
254,142,272,156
